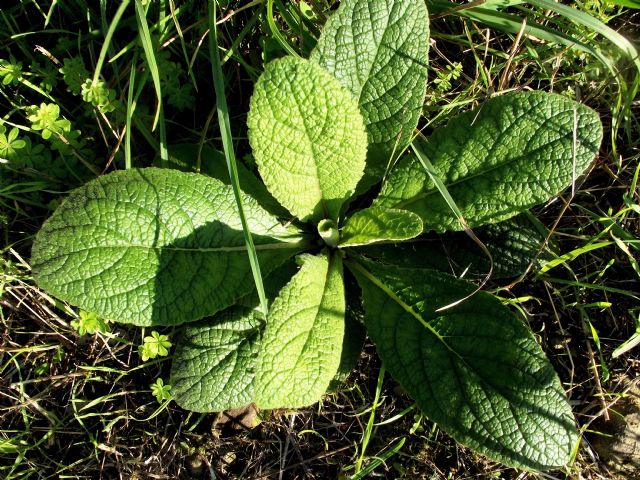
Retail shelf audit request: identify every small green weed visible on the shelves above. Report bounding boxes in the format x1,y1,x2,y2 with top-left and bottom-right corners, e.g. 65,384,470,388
70,310,109,335
0,126,26,159
139,331,172,362
150,378,172,403
0,57,23,86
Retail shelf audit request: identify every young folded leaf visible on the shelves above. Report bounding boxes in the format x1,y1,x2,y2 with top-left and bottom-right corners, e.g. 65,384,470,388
349,258,578,470
311,0,430,181
375,92,603,231
339,206,423,247
247,56,367,222
31,168,306,326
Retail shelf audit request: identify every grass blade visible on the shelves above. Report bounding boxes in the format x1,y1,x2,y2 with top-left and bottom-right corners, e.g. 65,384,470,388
429,1,614,70
612,330,640,358
208,0,268,317
527,0,640,143
350,437,405,480
168,0,197,91
430,0,639,147
134,0,168,164
125,52,138,169
538,241,615,275
355,366,385,474
266,0,299,57
92,0,130,86
606,0,640,7
411,140,494,310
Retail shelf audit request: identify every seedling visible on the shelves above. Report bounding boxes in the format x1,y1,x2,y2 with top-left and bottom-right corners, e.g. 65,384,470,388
150,378,172,403
71,310,109,336
0,125,26,159
30,0,603,471
0,57,23,86
138,331,172,361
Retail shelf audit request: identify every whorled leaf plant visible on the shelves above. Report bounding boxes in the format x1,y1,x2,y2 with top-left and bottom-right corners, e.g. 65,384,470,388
30,0,603,471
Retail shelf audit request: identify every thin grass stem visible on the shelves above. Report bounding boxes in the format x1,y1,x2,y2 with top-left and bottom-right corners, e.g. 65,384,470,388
208,0,268,317
134,0,168,164
92,0,130,86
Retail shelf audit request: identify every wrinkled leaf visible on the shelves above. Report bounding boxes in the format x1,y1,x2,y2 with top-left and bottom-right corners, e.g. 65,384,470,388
376,92,603,231
255,252,345,408
31,168,306,326
350,258,578,470
311,0,429,181
340,206,423,247
248,56,367,222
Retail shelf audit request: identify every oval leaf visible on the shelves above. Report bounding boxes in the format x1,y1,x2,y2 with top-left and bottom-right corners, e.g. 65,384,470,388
349,258,578,470
339,206,422,247
31,168,306,326
311,0,430,181
255,252,345,408
376,91,603,231
247,56,367,222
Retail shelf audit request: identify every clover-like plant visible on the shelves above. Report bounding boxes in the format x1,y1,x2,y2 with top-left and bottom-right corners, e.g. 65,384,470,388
31,0,603,471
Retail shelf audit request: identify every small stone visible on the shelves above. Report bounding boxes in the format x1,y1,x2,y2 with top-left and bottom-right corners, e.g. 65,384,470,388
186,454,205,478
221,451,237,465
212,403,261,436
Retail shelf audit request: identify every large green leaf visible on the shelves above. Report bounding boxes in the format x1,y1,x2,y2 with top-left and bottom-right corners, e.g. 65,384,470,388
311,0,430,181
247,56,367,222
358,214,553,279
376,92,603,231
172,253,346,412
255,252,345,408
349,258,578,470
170,307,262,412
339,206,423,247
31,168,307,326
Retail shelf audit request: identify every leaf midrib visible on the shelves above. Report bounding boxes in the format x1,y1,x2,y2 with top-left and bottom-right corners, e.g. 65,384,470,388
355,0,393,104
347,259,450,346
290,77,328,219
289,253,336,380
39,239,309,258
